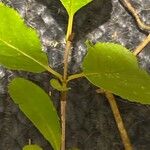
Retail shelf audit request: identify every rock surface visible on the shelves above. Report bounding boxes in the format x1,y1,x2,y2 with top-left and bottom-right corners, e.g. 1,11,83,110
0,0,150,150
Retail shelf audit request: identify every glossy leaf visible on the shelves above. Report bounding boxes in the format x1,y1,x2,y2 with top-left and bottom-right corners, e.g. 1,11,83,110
83,42,150,104
23,145,43,150
50,78,70,91
8,78,61,150
0,3,49,73
60,0,92,16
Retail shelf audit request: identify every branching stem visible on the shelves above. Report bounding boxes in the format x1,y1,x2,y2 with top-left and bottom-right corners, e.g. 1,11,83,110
60,14,74,150
60,1,150,150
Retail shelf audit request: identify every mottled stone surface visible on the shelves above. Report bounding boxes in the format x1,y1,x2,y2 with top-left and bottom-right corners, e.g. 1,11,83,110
0,0,150,150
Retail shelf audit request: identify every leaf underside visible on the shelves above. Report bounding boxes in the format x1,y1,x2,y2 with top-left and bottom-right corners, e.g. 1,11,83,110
0,3,49,73
23,145,43,150
8,78,61,150
60,0,92,16
83,42,150,104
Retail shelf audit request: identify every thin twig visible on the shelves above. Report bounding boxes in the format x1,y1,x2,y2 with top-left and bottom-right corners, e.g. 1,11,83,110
102,1,146,149
60,15,74,150
122,0,150,56
60,1,150,150
122,0,150,31
97,90,133,150
104,0,150,149
63,40,72,82
105,92,133,150
60,91,67,150
133,34,150,56
104,2,150,150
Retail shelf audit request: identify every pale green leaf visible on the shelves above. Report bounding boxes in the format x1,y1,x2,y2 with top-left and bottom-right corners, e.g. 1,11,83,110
50,78,70,91
60,0,92,16
83,42,150,104
8,78,61,150
0,3,49,73
23,145,43,150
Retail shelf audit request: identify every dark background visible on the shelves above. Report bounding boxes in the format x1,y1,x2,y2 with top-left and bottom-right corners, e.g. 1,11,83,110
0,0,150,149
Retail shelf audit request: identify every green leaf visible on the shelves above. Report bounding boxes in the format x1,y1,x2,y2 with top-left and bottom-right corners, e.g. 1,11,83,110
83,42,150,104
60,0,92,16
23,145,43,150
0,3,49,73
8,78,61,150
50,78,70,91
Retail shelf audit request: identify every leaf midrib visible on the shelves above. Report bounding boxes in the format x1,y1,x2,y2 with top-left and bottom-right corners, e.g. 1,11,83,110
68,0,73,16
0,38,48,70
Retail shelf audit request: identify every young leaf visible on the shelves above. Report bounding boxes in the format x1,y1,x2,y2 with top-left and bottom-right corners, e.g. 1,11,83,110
0,3,49,73
23,145,43,150
50,78,70,91
83,42,150,104
8,78,61,150
60,0,92,16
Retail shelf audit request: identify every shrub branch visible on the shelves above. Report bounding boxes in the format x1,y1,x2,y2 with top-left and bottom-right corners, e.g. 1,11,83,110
60,15,74,150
